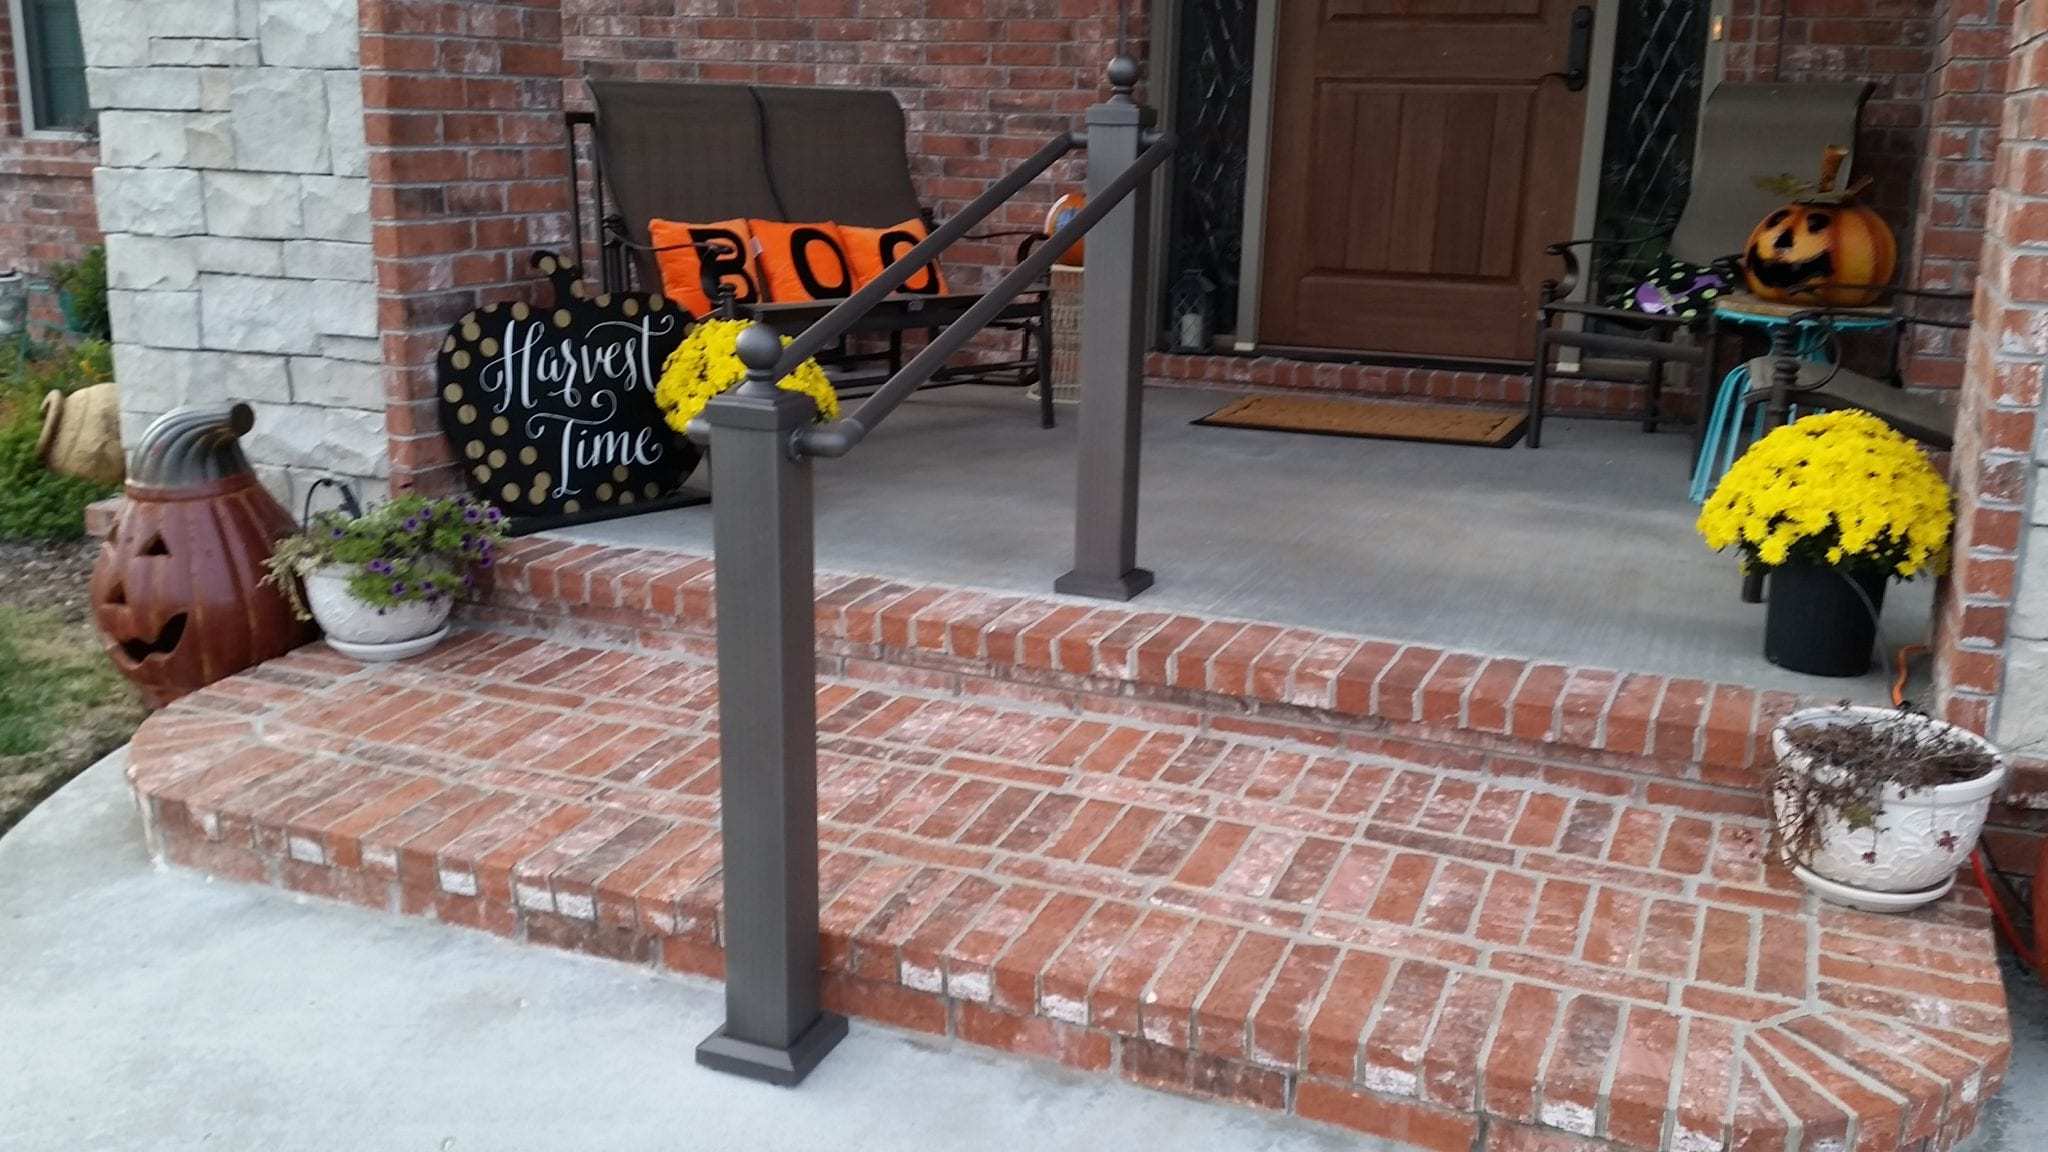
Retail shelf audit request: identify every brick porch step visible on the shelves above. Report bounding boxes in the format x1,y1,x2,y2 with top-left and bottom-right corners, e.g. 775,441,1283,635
128,626,2010,1152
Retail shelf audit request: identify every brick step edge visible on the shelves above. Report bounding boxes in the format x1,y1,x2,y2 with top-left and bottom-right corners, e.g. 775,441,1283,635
481,537,1810,802
127,748,2005,1152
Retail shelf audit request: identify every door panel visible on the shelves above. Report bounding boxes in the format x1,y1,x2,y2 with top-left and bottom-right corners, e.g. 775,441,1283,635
1260,0,1589,359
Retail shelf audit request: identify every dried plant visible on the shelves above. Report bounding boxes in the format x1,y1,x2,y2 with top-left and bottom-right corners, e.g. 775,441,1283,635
1767,704,1995,868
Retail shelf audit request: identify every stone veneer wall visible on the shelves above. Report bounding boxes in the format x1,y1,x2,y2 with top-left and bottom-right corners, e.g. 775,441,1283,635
81,0,383,506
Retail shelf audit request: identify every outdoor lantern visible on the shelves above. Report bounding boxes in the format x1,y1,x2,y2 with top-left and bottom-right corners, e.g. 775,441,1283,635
1170,269,1214,353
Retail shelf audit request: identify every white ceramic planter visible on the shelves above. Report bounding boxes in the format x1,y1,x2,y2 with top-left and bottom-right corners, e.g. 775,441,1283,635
303,564,453,661
1771,705,2005,909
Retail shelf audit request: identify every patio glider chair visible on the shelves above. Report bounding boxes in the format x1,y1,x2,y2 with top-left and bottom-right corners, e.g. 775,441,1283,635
1526,80,1874,448
567,81,1055,427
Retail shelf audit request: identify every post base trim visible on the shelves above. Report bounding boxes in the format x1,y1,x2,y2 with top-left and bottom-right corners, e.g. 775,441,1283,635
1054,567,1155,602
695,1012,850,1087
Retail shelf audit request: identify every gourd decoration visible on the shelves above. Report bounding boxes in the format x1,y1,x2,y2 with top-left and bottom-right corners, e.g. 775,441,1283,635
90,403,314,708
1044,192,1085,266
38,381,124,485
1742,146,1896,307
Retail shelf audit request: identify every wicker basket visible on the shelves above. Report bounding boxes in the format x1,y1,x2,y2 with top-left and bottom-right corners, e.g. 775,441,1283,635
1047,265,1084,406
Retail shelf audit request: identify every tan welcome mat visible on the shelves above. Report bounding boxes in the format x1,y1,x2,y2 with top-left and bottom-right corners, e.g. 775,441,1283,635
1193,394,1527,448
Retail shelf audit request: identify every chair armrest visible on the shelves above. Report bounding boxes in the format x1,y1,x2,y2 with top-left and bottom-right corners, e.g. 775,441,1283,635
1540,300,1690,327
1540,231,1670,302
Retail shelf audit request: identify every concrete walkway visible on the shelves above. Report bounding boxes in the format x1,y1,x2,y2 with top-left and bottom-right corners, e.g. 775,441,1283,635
3,752,2039,1150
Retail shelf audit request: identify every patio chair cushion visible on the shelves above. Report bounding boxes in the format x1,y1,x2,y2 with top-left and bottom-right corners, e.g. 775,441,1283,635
1739,356,1956,448
751,85,926,227
587,82,785,244
839,218,948,296
648,217,765,317
750,219,858,302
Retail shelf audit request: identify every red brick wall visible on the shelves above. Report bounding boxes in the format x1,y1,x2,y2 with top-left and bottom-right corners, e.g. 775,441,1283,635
1934,0,2048,738
361,0,576,496
1720,0,1937,237
1906,0,2015,388
560,0,1145,291
0,2,101,331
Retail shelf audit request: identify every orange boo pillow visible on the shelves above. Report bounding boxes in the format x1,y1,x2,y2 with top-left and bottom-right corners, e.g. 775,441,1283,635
749,220,859,302
648,217,763,316
840,218,949,296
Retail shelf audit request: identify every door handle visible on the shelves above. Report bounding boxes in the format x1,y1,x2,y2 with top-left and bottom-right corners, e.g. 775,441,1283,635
1560,5,1594,92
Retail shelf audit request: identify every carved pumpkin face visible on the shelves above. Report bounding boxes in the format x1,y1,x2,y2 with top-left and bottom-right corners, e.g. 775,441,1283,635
92,475,311,709
1742,199,1897,307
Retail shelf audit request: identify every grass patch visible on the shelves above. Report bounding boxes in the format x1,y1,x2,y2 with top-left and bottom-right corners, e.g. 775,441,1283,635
0,604,143,835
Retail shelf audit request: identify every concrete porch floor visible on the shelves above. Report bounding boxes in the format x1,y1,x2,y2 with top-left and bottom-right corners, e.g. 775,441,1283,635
560,386,1930,699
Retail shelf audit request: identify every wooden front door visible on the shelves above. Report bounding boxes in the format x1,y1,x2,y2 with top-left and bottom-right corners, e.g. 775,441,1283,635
1259,0,1591,360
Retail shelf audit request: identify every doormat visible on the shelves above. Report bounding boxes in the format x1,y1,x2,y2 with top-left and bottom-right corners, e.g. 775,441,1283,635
1193,394,1527,448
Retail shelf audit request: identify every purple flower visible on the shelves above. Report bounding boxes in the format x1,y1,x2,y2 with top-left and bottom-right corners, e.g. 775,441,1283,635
476,554,494,570
484,507,503,524
367,558,393,575
463,505,482,524
329,526,346,540
402,516,421,533
390,580,408,597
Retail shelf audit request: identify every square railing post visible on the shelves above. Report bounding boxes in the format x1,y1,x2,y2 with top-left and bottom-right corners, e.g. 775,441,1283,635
1056,57,1157,602
694,323,848,1086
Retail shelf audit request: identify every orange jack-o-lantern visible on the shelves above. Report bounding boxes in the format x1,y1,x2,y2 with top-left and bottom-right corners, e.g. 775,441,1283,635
90,404,314,708
1742,146,1896,307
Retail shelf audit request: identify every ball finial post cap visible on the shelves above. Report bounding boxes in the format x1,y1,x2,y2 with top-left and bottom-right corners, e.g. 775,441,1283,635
735,322,784,374
1106,55,1140,95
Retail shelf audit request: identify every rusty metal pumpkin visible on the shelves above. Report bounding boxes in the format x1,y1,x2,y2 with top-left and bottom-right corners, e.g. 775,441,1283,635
1742,147,1897,307
90,404,314,708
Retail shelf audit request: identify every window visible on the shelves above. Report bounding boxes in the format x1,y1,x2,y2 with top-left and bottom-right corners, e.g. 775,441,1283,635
14,0,90,133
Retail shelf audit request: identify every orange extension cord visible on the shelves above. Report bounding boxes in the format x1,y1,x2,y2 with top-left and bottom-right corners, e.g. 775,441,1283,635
1891,643,2042,976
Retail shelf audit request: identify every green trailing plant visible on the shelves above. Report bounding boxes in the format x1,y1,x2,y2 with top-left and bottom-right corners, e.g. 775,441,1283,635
47,247,109,341
263,494,506,621
0,341,117,540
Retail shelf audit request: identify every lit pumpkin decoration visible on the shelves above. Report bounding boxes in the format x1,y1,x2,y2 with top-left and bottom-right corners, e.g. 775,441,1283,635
90,404,314,708
1742,145,1896,307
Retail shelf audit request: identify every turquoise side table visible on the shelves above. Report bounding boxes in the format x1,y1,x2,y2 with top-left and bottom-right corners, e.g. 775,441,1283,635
1688,295,1894,503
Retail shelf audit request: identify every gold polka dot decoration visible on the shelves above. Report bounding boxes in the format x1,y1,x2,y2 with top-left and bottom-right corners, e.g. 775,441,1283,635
472,465,491,483
501,483,520,503
622,298,640,318
444,384,463,403
518,446,537,465
649,296,666,312
554,309,572,328
595,293,612,308
596,482,614,502
528,486,547,506
511,302,530,320
611,465,629,483
619,491,635,506
563,499,581,515
487,449,506,469
451,350,471,370
643,482,660,499
569,281,589,300
457,404,477,425
533,471,552,490
464,440,484,460
479,337,499,357
462,321,481,342
490,416,510,436
538,255,559,275
442,336,457,353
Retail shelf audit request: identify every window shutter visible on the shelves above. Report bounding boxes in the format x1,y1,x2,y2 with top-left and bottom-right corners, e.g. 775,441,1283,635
26,0,91,131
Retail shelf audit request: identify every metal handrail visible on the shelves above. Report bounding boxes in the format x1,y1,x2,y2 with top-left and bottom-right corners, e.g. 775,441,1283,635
798,130,1175,458
773,131,1077,371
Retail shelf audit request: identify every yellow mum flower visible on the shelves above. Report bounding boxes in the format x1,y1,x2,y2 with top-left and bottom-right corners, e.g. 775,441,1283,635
654,318,841,432
1696,410,1951,580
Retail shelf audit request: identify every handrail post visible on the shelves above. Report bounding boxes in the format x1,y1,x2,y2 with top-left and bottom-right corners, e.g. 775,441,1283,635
1056,55,1157,601
694,322,848,1085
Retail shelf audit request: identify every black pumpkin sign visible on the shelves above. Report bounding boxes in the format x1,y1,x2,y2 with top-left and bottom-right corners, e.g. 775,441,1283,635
436,252,704,531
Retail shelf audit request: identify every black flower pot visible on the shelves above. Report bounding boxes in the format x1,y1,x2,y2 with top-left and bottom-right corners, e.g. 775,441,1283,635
1763,562,1888,678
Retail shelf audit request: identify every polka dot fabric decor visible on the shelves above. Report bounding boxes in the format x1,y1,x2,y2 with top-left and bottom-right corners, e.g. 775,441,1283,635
436,253,704,532
1608,254,1735,322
